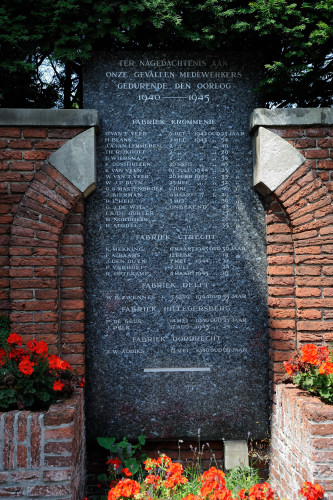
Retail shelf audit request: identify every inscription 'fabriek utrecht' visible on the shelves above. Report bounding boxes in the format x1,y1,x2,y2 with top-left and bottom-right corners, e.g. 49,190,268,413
84,51,269,441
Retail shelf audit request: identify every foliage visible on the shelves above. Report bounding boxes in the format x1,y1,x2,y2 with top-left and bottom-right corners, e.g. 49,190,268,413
97,435,148,496
89,450,325,500
0,315,10,349
224,466,261,497
0,331,84,411
0,0,332,108
283,343,333,403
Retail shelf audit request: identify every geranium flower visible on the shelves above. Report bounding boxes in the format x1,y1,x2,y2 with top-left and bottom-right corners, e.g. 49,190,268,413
53,380,64,391
301,344,320,365
299,482,324,500
318,361,333,375
18,357,34,375
80,378,86,387
35,341,48,355
108,478,141,500
48,354,71,371
107,457,122,470
144,474,161,488
7,333,23,346
121,468,132,477
248,482,275,500
0,348,6,366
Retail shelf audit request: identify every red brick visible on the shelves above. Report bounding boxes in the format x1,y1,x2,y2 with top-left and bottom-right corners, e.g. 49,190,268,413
61,311,84,321
11,161,34,171
296,266,321,276
268,298,295,308
298,321,333,331
14,323,58,334
0,127,21,137
9,139,32,149
42,469,72,481
62,353,84,365
47,128,85,138
27,484,71,496
307,128,330,137
305,149,328,159
23,128,47,138
16,445,28,468
266,223,291,234
35,289,58,299
12,299,58,311
293,229,318,240
34,180,72,209
0,487,24,496
33,140,63,149
10,256,57,266
267,265,294,276
9,290,33,300
307,186,329,203
298,309,322,320
23,150,49,160
11,278,58,290
318,160,333,169
34,267,58,278
268,319,295,329
61,332,85,343
35,170,56,190
268,308,295,319
296,287,321,297
295,245,321,255
44,425,74,440
61,299,84,309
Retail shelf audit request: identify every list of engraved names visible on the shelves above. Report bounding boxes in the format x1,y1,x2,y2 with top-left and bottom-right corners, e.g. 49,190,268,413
83,52,268,439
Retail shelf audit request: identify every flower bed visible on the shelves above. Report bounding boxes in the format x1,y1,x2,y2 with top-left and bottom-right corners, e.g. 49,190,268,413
0,388,85,499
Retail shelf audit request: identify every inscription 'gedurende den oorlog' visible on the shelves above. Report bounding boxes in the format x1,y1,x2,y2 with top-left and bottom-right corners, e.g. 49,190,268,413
83,52,269,440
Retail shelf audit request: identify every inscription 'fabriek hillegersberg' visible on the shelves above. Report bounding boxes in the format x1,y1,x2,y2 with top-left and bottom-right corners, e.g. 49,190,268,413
83,52,269,440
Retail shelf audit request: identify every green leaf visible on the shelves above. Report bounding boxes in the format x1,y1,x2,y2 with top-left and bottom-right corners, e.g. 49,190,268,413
138,435,146,445
97,437,116,450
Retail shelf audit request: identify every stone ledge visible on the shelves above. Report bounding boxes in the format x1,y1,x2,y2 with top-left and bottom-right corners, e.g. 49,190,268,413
0,108,100,131
250,108,333,133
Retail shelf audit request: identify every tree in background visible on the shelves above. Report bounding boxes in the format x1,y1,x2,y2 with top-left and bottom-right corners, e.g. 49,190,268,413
0,0,332,108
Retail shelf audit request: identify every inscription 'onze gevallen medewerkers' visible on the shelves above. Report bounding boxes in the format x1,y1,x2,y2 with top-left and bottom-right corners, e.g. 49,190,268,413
83,52,269,440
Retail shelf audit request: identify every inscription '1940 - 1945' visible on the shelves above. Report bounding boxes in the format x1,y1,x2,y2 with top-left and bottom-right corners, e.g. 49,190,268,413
83,52,269,441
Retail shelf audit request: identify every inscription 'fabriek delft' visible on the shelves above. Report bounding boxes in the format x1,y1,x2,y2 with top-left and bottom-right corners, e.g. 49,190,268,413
83,52,269,441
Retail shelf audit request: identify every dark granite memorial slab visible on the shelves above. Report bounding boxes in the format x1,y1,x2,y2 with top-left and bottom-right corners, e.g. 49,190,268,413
83,52,269,440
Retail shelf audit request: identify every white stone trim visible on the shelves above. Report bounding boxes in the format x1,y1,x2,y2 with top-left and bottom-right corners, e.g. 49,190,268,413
48,127,96,197
252,127,306,195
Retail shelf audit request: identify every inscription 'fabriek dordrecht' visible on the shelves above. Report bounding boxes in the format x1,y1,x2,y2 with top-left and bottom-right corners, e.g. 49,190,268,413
84,52,269,441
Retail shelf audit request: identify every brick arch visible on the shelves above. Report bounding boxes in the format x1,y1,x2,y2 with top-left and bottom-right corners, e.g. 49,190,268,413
9,162,82,353
266,160,333,388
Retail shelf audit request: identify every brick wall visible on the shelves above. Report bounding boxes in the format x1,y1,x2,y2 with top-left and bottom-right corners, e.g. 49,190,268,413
263,125,333,393
0,389,85,499
0,125,87,374
270,384,333,500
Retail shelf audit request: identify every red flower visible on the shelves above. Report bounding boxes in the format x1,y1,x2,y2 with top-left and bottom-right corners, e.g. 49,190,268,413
48,354,71,371
318,361,333,375
299,482,325,500
121,468,132,477
108,478,140,500
248,482,275,500
80,378,86,387
35,341,48,355
18,357,34,375
0,348,6,366
7,333,23,346
144,474,161,488
106,457,122,470
53,380,64,391
301,344,320,365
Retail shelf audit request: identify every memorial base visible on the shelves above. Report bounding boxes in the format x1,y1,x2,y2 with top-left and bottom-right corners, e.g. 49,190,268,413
0,390,85,500
270,384,333,500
